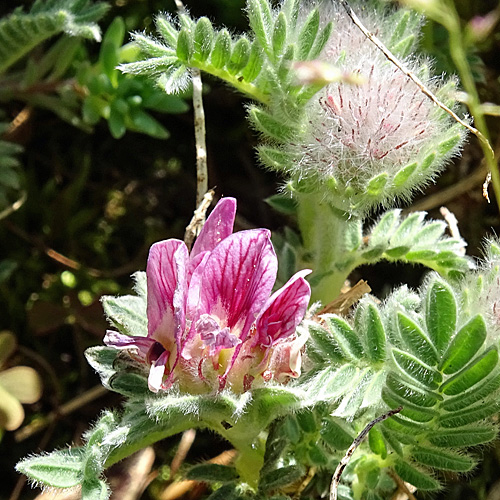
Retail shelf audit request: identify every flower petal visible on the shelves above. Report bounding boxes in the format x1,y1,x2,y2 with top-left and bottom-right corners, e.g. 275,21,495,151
103,330,154,357
199,229,278,341
148,350,169,392
254,270,312,347
264,333,309,383
191,198,237,258
146,240,189,350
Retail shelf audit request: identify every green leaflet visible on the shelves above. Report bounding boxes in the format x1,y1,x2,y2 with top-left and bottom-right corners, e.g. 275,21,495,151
16,448,86,488
439,315,487,374
187,464,239,482
427,426,497,447
321,418,356,450
101,293,147,337
440,347,499,396
393,460,440,491
425,280,457,354
211,29,231,69
411,445,476,472
194,17,214,62
391,348,442,389
356,302,386,363
397,312,437,366
322,315,364,361
297,8,320,60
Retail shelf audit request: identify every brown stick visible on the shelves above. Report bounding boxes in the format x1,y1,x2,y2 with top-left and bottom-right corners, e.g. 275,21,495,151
329,406,403,500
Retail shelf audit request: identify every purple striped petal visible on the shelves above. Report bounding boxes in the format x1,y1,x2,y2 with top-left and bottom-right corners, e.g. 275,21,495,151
198,229,278,342
191,198,237,258
254,270,312,347
103,330,155,357
146,240,189,351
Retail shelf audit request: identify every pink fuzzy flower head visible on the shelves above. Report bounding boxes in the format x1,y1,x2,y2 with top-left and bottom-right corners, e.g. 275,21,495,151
105,198,311,394
287,3,466,213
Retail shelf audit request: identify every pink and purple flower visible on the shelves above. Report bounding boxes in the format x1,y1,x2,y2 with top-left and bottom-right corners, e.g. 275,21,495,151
104,198,311,394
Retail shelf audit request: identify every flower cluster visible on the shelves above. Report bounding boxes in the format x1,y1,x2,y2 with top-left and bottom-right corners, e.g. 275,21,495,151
105,198,311,394
288,3,465,212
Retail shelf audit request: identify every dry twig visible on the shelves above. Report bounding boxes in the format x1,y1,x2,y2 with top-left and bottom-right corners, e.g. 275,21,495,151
329,406,403,500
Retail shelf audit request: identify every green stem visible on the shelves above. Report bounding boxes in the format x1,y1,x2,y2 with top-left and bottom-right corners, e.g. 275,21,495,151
442,1,500,206
194,59,270,104
104,416,198,468
296,193,361,304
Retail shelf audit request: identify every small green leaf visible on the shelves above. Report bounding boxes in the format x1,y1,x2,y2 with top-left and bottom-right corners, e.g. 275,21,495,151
99,17,125,79
382,387,437,422
110,372,149,396
438,132,462,155
360,303,386,363
298,8,320,60
369,210,401,247
108,100,126,138
393,162,417,187
439,399,500,427
425,280,457,354
305,364,358,401
323,315,364,361
193,17,214,62
384,246,410,259
249,107,296,142
391,35,416,58
392,348,442,389
241,40,263,82
176,27,193,62
129,109,169,139
394,460,440,491
413,221,446,244
320,418,355,450
265,193,297,215
307,442,329,466
272,12,287,57
101,292,147,338
412,445,475,472
442,370,500,412
397,313,437,366
296,410,317,433
420,152,436,172
156,15,178,47
367,173,388,196
309,21,333,60
386,372,441,408
440,347,498,396
282,0,301,29
16,448,85,488
368,426,387,458
259,465,305,493
390,212,425,247
247,0,271,51
85,346,118,388
440,315,487,374
258,145,292,171
81,479,110,500
187,464,239,483
427,426,497,447
206,484,239,500
227,36,251,75
307,323,346,363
